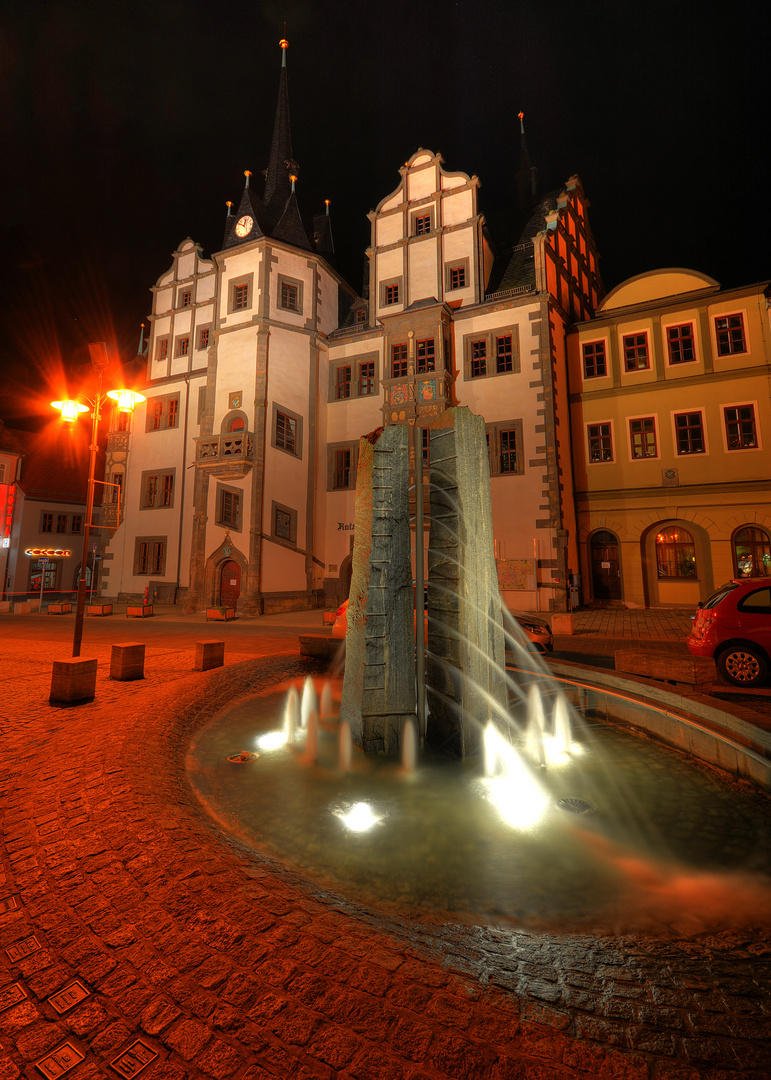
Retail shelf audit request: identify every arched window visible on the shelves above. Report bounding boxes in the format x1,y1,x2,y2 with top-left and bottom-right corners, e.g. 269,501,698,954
656,526,696,578
733,526,771,577
229,417,244,431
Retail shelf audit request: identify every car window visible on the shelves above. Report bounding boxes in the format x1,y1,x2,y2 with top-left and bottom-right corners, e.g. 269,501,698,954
737,587,771,614
702,583,739,609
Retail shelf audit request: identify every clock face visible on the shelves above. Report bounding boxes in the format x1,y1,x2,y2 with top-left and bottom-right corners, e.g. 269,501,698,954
235,215,253,238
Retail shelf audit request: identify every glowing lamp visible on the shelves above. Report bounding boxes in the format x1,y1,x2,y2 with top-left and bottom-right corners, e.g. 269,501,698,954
51,399,89,422
279,37,288,49
106,389,146,413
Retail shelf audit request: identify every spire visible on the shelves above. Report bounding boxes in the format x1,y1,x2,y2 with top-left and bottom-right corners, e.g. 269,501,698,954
312,199,335,264
222,171,267,249
515,111,539,214
272,183,312,251
264,36,295,227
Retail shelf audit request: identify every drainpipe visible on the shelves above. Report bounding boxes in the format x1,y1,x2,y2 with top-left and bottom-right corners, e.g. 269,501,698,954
175,374,191,604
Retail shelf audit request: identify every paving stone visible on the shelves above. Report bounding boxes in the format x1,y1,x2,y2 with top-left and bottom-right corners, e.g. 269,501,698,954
163,1016,213,1059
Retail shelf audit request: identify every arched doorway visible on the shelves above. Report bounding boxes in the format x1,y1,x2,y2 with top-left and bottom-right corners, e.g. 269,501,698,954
220,560,241,608
590,530,621,601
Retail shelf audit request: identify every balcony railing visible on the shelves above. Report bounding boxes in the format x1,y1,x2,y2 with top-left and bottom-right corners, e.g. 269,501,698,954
195,431,255,475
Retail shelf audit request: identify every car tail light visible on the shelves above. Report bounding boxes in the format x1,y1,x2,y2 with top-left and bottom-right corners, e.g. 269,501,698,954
336,603,346,617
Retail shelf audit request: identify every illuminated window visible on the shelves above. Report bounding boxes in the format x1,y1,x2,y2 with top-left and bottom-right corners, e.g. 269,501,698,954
588,423,613,462
674,412,704,454
733,526,771,577
656,526,696,578
448,265,466,290
391,343,408,378
176,336,189,357
724,404,757,449
623,333,649,371
234,283,249,310
715,314,746,355
470,340,487,378
496,335,513,373
336,366,351,400
199,327,210,350
414,213,431,236
667,324,695,364
582,341,606,378
416,338,435,373
629,417,657,459
384,283,399,305
41,513,53,533
56,514,68,533
359,361,375,396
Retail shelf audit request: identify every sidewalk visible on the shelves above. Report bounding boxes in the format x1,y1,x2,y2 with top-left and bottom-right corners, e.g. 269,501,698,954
0,610,769,1078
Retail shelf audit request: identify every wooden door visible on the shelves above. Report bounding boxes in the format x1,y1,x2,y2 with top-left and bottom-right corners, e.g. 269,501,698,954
590,531,621,600
220,560,241,607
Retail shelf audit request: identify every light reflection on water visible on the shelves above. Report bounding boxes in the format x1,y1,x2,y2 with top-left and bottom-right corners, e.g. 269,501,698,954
185,680,771,930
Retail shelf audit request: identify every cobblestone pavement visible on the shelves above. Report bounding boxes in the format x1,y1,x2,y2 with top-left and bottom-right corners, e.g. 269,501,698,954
1,611,770,1079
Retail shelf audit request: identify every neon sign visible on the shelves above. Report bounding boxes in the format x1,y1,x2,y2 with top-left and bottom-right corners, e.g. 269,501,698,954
25,548,72,558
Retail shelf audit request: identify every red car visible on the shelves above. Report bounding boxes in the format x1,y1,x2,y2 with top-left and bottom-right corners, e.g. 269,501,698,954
687,579,771,686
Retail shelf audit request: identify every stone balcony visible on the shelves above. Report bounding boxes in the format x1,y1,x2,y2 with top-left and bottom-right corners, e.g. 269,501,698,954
194,430,255,479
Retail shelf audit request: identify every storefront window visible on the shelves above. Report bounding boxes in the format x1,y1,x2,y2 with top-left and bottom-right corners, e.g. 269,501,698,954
656,527,696,578
29,559,58,592
733,526,771,577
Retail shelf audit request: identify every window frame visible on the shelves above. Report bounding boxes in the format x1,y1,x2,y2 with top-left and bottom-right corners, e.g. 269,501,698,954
714,312,747,356
277,273,303,315
622,331,650,372
140,469,176,509
462,328,519,381
335,364,352,400
665,322,697,366
175,335,190,358
56,514,68,534
445,260,469,292
582,340,607,379
586,420,614,464
156,337,169,363
272,403,303,459
416,337,435,374
391,342,408,379
732,526,771,578
627,415,659,460
41,512,53,533
229,272,254,315
672,409,707,456
133,536,167,577
145,393,181,433
271,500,298,548
197,325,211,351
215,482,242,532
723,402,760,451
326,441,359,491
380,277,403,308
655,526,697,580
412,210,433,237
329,354,379,401
179,288,192,308
486,420,525,478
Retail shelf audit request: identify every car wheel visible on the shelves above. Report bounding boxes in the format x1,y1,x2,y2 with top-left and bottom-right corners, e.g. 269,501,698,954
716,645,768,687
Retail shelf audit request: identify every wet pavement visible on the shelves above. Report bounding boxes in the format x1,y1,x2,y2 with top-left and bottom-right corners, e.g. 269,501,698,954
1,606,770,1079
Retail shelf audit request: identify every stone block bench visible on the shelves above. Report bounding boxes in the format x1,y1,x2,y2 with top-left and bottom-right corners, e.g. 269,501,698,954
614,649,715,689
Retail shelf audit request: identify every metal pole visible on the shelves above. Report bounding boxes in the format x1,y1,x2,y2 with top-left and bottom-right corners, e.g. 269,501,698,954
414,423,426,741
72,375,101,657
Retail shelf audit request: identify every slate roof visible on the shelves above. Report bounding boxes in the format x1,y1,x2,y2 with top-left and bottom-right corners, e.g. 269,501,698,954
485,191,560,296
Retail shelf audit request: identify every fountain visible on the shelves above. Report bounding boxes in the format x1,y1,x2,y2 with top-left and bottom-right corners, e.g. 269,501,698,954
184,406,771,931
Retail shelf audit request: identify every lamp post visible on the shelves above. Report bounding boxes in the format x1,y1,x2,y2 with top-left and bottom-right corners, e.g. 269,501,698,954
51,342,145,657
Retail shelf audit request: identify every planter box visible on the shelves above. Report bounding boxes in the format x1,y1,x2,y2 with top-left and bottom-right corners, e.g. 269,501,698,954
206,608,236,621
87,603,113,616
126,605,153,618
47,603,73,615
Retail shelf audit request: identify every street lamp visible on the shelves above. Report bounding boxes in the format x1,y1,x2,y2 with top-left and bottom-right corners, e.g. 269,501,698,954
51,342,145,657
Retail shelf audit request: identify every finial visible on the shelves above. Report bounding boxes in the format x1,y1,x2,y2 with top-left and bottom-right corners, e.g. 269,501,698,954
244,169,251,187
138,323,145,356
518,111,525,133
280,33,288,67
226,200,233,216
325,199,331,216
289,173,297,193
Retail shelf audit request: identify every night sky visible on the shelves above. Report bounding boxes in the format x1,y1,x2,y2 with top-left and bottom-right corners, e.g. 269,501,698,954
0,0,767,428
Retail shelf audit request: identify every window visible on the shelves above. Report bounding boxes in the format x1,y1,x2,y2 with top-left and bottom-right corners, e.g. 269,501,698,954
733,527,771,578
234,283,249,310
111,474,123,505
199,327,210,350
416,338,435,373
667,324,695,364
715,314,746,356
674,411,705,454
56,514,68,533
134,537,166,576
142,470,175,508
157,338,169,362
496,335,513,373
42,513,53,533
421,427,430,469
470,340,487,378
278,275,303,313
327,442,358,490
355,308,367,324
588,423,613,462
145,394,180,432
271,501,297,546
724,404,757,449
391,343,408,378
71,515,82,534
448,265,466,290
180,289,191,307
582,341,607,378
359,361,375,396
334,448,352,489
623,333,649,371
336,365,352,399
176,336,189,357
116,410,130,432
197,387,207,423
486,420,524,477
382,280,400,306
217,485,241,530
656,526,696,579
273,404,302,458
629,417,658,459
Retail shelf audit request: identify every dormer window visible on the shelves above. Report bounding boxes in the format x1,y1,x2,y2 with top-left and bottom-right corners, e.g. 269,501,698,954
355,308,367,324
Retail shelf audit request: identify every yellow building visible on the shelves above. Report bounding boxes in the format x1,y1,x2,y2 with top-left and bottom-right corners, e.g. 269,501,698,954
568,270,771,607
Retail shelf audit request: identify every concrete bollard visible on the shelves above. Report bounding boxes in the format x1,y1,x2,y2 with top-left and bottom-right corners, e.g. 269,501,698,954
50,658,97,705
110,642,146,681
551,613,574,636
195,640,225,671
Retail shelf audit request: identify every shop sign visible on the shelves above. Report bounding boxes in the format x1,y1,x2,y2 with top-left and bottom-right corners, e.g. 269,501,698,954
25,548,72,557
